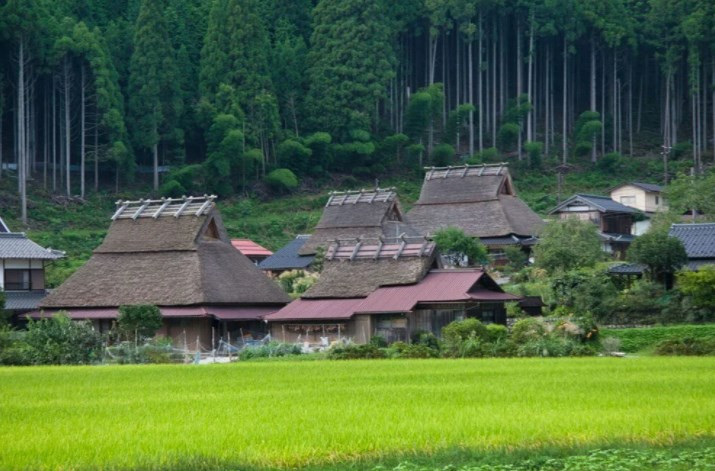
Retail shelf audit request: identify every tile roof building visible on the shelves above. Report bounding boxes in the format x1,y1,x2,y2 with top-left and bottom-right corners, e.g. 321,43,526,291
0,217,64,315
258,235,315,275
230,239,273,264
549,194,640,259
668,223,715,270
38,196,289,347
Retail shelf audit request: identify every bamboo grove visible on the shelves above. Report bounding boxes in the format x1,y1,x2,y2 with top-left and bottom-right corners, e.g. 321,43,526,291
0,0,714,223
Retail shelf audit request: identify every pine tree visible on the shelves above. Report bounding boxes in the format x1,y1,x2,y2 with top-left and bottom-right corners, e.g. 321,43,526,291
127,0,182,191
306,0,396,141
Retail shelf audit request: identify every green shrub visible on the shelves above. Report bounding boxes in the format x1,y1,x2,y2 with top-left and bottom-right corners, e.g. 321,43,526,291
510,317,547,345
517,336,596,357
369,335,388,348
430,143,455,166
239,342,302,361
654,337,715,356
600,324,715,353
264,168,299,194
0,326,28,365
385,342,438,359
327,343,386,360
411,331,441,351
24,314,103,365
486,324,508,342
117,305,163,341
442,318,488,346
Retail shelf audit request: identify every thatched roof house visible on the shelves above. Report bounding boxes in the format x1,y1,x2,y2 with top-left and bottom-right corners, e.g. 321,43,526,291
39,196,289,347
298,188,417,256
266,236,518,344
406,164,544,260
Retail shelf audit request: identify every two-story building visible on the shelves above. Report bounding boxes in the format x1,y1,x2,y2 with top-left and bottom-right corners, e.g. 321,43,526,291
548,194,640,259
609,182,666,235
0,217,64,318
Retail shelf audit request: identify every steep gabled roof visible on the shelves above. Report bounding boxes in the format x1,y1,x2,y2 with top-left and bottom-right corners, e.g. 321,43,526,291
549,194,640,215
407,165,544,238
258,235,315,271
302,237,437,299
669,223,715,259
299,188,411,255
41,196,289,309
0,217,10,233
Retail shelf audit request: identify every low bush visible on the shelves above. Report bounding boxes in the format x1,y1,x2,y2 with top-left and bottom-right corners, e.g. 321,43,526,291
385,342,438,359
654,337,715,356
105,337,184,364
264,168,299,194
411,330,441,351
510,317,547,344
327,343,386,360
239,342,302,361
23,314,103,365
600,324,715,353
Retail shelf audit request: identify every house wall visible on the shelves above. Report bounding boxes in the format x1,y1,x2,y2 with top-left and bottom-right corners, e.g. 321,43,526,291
157,317,213,351
558,209,601,225
611,186,668,213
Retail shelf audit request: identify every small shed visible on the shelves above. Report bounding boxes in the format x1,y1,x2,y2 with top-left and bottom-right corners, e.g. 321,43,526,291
38,196,290,348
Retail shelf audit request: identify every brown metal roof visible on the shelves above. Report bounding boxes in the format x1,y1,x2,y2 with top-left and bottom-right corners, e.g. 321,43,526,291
231,239,273,257
264,298,366,321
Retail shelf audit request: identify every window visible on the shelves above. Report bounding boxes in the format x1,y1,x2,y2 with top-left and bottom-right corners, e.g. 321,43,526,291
655,196,660,205
3,269,44,291
620,195,636,206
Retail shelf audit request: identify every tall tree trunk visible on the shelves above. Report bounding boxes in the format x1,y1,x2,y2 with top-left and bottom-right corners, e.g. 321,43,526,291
590,35,597,162
43,81,48,188
94,111,99,192
526,11,534,144
477,12,483,152
516,20,522,160
18,40,27,225
63,56,71,197
562,37,568,164
545,43,550,156
80,63,86,199
712,60,714,162
52,80,57,192
153,139,159,191
491,25,497,147
663,69,671,184
468,38,474,157
456,34,460,150
628,62,633,157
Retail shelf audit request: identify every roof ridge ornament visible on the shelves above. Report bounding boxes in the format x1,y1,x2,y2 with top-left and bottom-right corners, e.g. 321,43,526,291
111,195,217,220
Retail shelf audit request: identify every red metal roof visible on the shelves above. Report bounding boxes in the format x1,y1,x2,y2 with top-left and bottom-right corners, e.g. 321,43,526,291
266,269,520,321
264,298,366,321
231,239,273,257
208,306,278,320
356,269,486,313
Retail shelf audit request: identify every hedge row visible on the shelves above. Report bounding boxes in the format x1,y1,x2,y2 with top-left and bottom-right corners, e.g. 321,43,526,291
600,324,715,353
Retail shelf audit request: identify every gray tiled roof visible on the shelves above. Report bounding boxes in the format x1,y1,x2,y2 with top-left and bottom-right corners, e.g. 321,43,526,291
4,291,48,310
0,233,65,260
0,217,9,233
630,182,663,193
608,263,645,275
258,235,315,271
550,194,640,214
669,223,715,259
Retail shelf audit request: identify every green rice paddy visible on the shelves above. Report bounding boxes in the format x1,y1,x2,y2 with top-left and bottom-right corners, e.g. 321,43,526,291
1,357,713,470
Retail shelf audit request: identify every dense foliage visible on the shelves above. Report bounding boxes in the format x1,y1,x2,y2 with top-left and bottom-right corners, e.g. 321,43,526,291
3,0,715,224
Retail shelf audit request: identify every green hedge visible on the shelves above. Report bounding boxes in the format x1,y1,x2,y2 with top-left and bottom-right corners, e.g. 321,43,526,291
600,324,715,353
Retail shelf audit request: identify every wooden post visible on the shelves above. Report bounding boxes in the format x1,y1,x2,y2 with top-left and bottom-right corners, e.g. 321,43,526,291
228,331,232,362
282,325,286,343
240,328,245,345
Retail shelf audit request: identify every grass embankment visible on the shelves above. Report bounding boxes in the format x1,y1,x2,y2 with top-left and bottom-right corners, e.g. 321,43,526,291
1,357,713,470
600,324,715,353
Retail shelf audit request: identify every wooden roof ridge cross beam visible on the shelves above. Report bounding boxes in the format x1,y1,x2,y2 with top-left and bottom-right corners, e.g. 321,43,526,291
152,198,171,218
349,239,363,260
374,236,384,260
131,199,151,220
174,196,194,218
352,190,364,204
393,234,407,260
111,200,129,220
195,195,215,216
418,237,430,257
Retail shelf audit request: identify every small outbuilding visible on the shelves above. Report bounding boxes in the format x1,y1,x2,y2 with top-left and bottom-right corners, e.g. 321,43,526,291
37,196,290,348
406,164,544,264
265,237,519,345
231,238,273,265
258,235,315,277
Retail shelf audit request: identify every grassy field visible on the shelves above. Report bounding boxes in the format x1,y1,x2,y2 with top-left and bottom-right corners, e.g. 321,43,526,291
1,357,713,470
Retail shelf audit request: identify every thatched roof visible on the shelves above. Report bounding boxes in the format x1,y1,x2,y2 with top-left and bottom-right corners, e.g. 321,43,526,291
41,196,289,309
302,237,437,299
299,188,413,255
406,164,543,239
